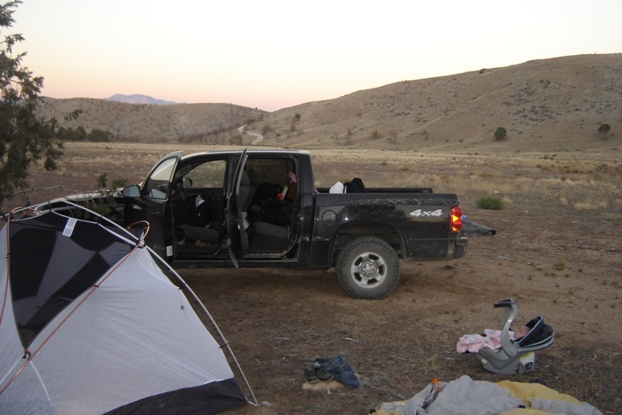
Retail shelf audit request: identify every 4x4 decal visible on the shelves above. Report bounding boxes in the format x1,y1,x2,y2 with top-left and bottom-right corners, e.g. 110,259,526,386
409,209,444,217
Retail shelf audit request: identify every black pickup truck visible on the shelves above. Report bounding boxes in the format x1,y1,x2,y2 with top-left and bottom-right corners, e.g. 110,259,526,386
115,149,494,299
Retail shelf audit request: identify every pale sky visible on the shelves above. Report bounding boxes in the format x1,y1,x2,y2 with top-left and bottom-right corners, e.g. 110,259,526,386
11,0,622,111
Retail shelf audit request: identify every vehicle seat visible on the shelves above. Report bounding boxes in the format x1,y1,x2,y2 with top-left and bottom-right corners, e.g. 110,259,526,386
239,169,257,212
182,193,221,248
248,221,289,253
252,221,288,240
246,172,297,254
183,225,220,245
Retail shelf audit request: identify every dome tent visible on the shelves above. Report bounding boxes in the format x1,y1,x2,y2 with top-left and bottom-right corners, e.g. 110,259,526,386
0,203,255,414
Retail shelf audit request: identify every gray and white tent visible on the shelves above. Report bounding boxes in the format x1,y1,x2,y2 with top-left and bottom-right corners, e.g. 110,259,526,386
0,203,255,414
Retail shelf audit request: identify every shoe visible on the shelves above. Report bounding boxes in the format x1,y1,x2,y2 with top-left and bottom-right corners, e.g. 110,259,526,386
304,368,319,384
313,355,359,388
315,366,334,382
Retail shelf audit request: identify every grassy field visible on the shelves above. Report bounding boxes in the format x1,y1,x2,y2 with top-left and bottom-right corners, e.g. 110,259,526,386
6,143,621,216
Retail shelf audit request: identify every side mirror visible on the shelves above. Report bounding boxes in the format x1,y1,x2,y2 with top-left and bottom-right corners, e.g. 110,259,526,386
122,185,141,198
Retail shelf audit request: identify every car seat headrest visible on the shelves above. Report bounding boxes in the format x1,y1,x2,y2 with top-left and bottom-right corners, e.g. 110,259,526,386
516,316,553,348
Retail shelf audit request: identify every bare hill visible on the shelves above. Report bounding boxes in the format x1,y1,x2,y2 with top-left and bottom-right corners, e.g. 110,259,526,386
37,98,267,144
38,54,621,153
259,54,621,153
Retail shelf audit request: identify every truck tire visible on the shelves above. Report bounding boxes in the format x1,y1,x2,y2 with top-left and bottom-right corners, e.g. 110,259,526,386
336,236,400,299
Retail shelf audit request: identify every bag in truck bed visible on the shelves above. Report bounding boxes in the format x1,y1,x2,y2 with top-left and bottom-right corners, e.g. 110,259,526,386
344,178,366,193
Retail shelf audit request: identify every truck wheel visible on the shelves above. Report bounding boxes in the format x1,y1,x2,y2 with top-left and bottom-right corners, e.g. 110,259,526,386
336,237,400,299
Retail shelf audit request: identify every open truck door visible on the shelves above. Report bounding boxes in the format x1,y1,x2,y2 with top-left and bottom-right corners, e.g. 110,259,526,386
123,151,182,261
225,150,249,267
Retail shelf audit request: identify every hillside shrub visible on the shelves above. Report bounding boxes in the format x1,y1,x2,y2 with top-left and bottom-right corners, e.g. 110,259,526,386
477,195,505,210
494,127,507,141
57,126,87,141
96,173,126,191
87,129,112,142
598,123,611,137
83,173,128,218
229,134,242,145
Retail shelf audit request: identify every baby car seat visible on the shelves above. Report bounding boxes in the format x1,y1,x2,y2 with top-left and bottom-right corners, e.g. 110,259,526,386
475,298,554,375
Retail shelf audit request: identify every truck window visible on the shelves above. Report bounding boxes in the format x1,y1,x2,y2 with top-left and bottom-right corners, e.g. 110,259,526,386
185,160,227,188
245,158,295,187
143,157,177,199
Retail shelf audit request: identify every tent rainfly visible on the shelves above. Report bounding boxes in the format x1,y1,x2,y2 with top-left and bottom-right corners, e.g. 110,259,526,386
0,203,255,415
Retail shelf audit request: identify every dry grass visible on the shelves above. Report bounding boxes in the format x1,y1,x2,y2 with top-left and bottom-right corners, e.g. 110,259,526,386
5,143,620,221
308,149,621,217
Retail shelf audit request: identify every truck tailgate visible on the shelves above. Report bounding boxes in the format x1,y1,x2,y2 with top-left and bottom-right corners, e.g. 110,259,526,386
460,219,497,237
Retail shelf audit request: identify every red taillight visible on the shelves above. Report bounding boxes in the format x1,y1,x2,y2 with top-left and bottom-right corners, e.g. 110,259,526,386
451,205,463,232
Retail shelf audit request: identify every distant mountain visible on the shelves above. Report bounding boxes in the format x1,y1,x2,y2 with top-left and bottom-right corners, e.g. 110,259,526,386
105,94,179,105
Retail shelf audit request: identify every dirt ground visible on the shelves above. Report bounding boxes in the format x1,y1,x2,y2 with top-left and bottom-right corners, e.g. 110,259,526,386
183,204,621,415
4,144,621,414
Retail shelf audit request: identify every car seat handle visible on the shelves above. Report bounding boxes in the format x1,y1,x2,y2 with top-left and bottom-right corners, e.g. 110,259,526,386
495,298,518,356
494,298,516,308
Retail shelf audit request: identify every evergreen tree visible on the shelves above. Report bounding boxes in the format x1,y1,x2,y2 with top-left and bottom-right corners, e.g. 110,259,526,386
0,1,68,206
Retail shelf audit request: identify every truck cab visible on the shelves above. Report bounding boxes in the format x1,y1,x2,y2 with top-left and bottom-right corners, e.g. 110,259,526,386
122,150,312,267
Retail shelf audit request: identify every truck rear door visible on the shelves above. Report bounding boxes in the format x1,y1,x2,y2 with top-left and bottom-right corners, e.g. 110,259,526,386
225,150,249,266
